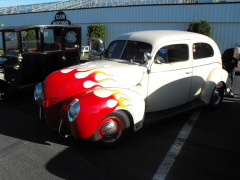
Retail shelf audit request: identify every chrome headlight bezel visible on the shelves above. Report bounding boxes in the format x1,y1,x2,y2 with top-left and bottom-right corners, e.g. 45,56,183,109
68,99,80,122
34,83,43,101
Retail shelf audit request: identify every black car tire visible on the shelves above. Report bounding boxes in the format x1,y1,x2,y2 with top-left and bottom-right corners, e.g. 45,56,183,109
91,111,131,148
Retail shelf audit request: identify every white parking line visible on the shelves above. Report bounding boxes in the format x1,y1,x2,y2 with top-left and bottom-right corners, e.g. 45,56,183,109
152,111,201,180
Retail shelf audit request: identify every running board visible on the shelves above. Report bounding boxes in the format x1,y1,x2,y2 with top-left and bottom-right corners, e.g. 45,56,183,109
143,99,206,126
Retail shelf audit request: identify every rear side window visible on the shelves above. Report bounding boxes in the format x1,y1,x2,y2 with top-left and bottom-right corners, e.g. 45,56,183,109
193,43,214,59
43,28,62,51
154,44,189,63
65,29,79,50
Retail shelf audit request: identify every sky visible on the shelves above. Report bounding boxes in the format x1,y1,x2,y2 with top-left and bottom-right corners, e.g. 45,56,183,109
0,0,70,7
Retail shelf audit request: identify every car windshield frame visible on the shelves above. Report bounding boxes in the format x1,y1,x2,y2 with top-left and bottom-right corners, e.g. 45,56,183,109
104,40,152,63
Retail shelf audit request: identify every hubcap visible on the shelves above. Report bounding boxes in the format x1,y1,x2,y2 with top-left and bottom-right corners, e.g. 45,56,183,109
99,117,123,142
102,121,118,137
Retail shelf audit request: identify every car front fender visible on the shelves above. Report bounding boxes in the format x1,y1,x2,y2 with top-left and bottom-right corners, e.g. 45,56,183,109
199,68,228,104
61,88,145,139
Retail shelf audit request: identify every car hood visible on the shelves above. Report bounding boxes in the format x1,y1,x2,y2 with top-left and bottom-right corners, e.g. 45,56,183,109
44,60,146,99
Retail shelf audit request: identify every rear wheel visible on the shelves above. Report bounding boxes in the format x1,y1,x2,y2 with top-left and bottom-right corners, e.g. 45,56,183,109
91,111,131,148
209,82,224,109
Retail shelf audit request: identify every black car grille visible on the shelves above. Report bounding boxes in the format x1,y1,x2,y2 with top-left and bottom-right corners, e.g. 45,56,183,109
44,97,68,130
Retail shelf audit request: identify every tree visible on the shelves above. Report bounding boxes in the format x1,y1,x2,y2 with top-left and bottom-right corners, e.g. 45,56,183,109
87,24,105,40
187,20,211,37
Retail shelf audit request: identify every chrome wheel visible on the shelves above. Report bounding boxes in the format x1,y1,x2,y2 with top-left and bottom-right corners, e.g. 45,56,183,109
91,111,131,148
209,82,224,109
99,116,123,143
211,87,221,105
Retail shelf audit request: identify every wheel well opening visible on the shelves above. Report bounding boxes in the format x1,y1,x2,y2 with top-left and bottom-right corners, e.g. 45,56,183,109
117,110,134,132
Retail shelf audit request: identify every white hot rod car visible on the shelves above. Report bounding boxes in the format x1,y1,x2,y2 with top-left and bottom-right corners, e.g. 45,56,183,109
34,30,228,147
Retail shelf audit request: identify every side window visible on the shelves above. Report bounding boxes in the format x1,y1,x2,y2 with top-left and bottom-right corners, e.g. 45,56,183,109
154,46,168,63
21,29,40,52
4,32,18,52
43,29,62,51
154,44,189,63
192,43,214,60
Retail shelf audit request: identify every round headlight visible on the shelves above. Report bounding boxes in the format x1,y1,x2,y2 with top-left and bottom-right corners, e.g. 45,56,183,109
34,83,43,101
68,99,80,122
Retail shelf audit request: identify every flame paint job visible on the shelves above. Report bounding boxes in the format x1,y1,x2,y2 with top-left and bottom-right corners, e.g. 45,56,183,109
44,60,144,99
60,88,144,139
43,60,146,139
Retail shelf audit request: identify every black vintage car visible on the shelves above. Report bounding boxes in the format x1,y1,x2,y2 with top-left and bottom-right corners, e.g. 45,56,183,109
0,25,81,96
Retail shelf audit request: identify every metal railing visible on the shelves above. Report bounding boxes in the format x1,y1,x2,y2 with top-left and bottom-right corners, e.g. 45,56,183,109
0,0,238,15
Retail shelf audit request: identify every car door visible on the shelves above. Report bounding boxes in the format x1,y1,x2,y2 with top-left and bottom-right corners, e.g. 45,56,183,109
19,28,46,84
146,42,192,112
41,27,65,74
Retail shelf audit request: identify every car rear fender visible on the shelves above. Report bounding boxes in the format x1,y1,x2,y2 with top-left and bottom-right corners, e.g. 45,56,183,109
199,68,228,104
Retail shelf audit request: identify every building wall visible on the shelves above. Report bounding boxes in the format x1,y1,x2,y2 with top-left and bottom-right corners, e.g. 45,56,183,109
0,3,240,52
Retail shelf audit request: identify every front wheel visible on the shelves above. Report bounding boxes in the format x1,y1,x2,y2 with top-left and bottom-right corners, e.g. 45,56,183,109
208,82,224,109
91,111,131,148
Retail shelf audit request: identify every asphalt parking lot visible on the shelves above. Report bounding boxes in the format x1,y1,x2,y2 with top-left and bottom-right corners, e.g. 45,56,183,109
0,64,240,180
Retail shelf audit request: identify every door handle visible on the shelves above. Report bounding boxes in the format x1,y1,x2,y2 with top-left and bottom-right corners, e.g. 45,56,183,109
185,71,192,74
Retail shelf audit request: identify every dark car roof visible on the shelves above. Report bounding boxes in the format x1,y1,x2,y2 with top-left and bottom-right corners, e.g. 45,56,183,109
0,25,80,32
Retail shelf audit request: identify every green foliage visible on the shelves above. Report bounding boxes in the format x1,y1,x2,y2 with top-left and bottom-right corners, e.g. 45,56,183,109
23,30,37,48
187,20,211,37
87,24,105,40
24,29,36,40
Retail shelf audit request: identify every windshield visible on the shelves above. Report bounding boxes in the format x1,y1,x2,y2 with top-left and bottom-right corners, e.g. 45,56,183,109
105,40,152,62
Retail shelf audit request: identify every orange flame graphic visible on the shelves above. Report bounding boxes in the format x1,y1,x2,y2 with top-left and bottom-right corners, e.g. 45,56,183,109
112,92,132,108
92,71,116,83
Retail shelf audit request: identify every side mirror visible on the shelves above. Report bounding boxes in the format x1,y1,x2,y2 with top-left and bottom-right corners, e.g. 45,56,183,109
99,47,106,56
99,47,105,52
144,52,152,61
89,37,105,60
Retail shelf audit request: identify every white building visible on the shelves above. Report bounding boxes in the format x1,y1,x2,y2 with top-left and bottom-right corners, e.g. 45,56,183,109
0,0,240,52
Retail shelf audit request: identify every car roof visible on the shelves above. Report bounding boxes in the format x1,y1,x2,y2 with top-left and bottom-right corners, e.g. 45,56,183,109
0,24,80,31
112,30,213,46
